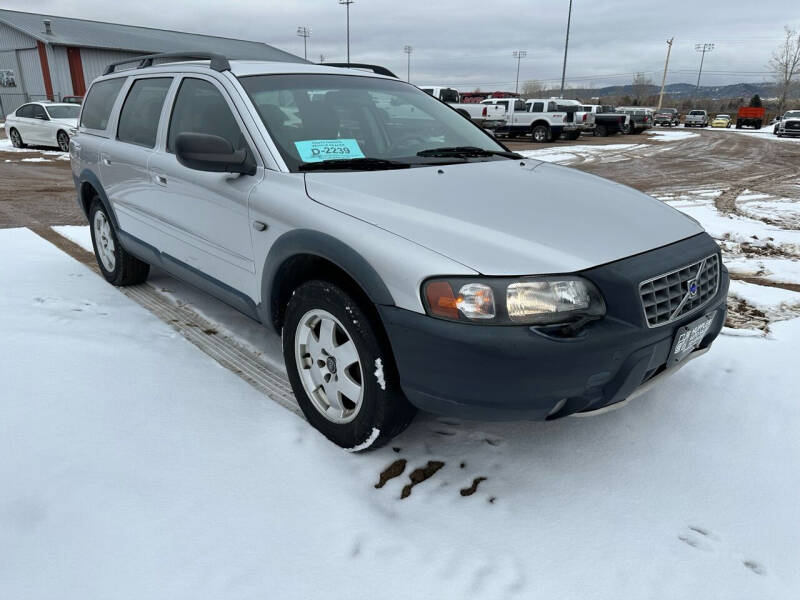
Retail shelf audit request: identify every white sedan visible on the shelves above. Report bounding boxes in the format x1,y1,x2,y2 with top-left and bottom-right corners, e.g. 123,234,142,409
4,102,80,152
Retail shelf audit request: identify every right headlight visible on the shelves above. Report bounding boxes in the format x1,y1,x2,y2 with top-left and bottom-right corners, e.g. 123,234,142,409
422,276,605,326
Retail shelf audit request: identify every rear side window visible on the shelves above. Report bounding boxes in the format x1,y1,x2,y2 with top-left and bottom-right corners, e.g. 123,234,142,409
81,78,126,131
167,78,246,153
117,78,172,148
16,104,33,117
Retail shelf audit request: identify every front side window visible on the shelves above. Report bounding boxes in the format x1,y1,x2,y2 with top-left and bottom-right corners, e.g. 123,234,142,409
167,78,247,153
530,102,544,112
45,105,81,119
30,104,48,119
81,78,126,130
117,78,172,148
239,74,507,172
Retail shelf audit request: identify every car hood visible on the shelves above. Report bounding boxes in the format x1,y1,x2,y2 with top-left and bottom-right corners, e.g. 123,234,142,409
304,160,704,275
51,118,78,127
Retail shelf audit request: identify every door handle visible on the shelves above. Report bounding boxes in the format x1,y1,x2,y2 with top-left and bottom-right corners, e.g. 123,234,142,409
152,173,167,186
101,155,112,166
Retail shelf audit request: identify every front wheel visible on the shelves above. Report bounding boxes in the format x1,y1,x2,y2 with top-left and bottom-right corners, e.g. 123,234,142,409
89,198,150,286
283,280,416,450
57,130,70,152
594,124,608,137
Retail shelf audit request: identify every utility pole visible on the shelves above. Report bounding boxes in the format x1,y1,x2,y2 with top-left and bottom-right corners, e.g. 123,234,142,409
404,45,413,82
338,0,354,65
694,43,714,99
560,0,573,97
296,26,311,61
657,37,674,110
512,50,527,94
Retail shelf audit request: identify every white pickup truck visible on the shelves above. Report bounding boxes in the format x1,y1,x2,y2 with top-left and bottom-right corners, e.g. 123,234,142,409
419,86,506,128
493,98,583,142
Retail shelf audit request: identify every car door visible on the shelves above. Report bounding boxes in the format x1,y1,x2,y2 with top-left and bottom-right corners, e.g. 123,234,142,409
100,76,174,248
147,75,260,299
28,104,51,144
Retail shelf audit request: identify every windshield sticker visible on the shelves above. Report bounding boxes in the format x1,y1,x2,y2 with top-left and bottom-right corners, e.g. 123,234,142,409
294,139,365,163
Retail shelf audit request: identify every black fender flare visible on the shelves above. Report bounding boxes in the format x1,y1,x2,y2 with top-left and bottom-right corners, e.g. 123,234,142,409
260,229,395,328
77,169,119,229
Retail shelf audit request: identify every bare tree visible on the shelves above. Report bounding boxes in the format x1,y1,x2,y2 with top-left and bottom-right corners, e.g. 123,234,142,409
520,80,545,99
769,26,800,115
631,72,653,105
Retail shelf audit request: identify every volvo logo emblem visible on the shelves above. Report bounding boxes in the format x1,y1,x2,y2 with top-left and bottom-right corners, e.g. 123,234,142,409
686,278,699,298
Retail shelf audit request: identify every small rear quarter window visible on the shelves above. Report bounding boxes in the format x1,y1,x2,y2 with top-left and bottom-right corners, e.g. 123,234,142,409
81,78,126,131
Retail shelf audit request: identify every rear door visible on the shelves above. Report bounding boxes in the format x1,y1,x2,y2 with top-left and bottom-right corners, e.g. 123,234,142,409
10,104,33,141
146,75,260,298
101,76,174,246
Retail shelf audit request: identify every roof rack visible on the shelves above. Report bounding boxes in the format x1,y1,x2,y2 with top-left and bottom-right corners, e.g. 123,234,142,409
103,52,231,76
320,63,397,78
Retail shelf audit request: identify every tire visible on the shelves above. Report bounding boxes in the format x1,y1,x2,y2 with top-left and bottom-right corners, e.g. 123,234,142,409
631,128,643,134
564,131,580,140
594,124,608,137
621,123,632,134
531,124,550,143
57,130,70,152
283,280,416,450
9,128,25,148
89,198,150,286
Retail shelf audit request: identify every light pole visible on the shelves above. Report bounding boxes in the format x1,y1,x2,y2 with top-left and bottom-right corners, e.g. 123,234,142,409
339,0,354,65
512,50,527,94
694,43,714,99
560,0,573,97
404,45,413,82
296,26,311,61
657,37,674,111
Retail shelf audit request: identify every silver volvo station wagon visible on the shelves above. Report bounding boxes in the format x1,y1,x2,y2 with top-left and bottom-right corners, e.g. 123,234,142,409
70,53,729,450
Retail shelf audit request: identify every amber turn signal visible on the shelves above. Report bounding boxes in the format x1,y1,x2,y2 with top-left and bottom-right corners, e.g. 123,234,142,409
424,280,458,319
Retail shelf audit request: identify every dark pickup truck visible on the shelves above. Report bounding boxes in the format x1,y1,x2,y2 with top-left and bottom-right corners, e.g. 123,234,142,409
617,108,653,134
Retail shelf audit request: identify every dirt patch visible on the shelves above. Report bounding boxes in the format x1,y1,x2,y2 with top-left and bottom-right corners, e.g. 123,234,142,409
400,461,445,499
374,459,406,489
459,477,487,497
725,297,769,332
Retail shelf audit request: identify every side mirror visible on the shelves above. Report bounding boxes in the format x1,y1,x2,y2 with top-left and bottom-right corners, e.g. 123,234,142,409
175,133,256,176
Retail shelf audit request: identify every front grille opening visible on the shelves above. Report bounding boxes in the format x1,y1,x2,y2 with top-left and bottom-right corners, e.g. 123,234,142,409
639,254,720,327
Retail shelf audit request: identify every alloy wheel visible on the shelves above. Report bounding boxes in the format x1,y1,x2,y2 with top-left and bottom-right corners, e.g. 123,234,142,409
10,129,22,147
57,131,69,152
93,210,116,272
294,309,364,424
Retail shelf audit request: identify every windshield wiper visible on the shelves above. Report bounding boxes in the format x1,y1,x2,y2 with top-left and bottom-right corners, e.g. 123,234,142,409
416,146,521,159
299,157,410,171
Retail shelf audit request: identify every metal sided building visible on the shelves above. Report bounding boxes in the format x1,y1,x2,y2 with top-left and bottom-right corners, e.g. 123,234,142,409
0,8,304,117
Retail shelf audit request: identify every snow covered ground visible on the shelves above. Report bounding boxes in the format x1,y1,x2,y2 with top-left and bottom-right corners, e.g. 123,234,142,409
0,137,69,160
2,220,800,598
518,143,645,164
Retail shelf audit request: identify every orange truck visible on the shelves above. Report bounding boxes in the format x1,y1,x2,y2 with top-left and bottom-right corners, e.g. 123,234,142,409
736,107,766,129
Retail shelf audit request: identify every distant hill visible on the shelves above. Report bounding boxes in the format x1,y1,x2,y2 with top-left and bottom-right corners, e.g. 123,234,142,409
560,81,776,101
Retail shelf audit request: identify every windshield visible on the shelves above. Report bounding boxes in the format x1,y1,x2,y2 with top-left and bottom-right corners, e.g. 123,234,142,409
785,111,800,119
45,105,80,119
716,114,730,119
239,74,507,172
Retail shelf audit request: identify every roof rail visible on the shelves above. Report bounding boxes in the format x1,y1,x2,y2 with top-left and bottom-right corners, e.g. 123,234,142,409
103,52,231,76
320,63,398,78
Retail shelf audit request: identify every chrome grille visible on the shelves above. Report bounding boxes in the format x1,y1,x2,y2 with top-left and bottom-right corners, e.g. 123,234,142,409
639,254,720,327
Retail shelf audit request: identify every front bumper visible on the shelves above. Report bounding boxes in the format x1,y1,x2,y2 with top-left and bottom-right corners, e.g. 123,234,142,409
379,233,729,421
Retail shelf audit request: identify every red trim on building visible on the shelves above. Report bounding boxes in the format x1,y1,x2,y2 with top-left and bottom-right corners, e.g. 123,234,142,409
36,41,54,101
66,47,86,96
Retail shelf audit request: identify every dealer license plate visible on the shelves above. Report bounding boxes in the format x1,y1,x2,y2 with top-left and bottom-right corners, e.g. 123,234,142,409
667,311,717,366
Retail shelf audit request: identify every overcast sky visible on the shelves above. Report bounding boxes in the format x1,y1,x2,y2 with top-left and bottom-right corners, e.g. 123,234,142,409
8,1,799,90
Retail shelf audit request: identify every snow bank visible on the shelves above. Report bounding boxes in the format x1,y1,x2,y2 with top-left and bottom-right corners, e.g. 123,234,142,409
519,143,643,164
6,227,798,598
645,129,700,141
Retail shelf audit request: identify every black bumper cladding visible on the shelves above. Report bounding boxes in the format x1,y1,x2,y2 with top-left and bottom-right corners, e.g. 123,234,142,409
379,233,729,421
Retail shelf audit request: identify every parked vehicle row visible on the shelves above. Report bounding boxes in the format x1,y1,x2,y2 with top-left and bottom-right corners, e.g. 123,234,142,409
419,86,506,128
69,53,728,449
